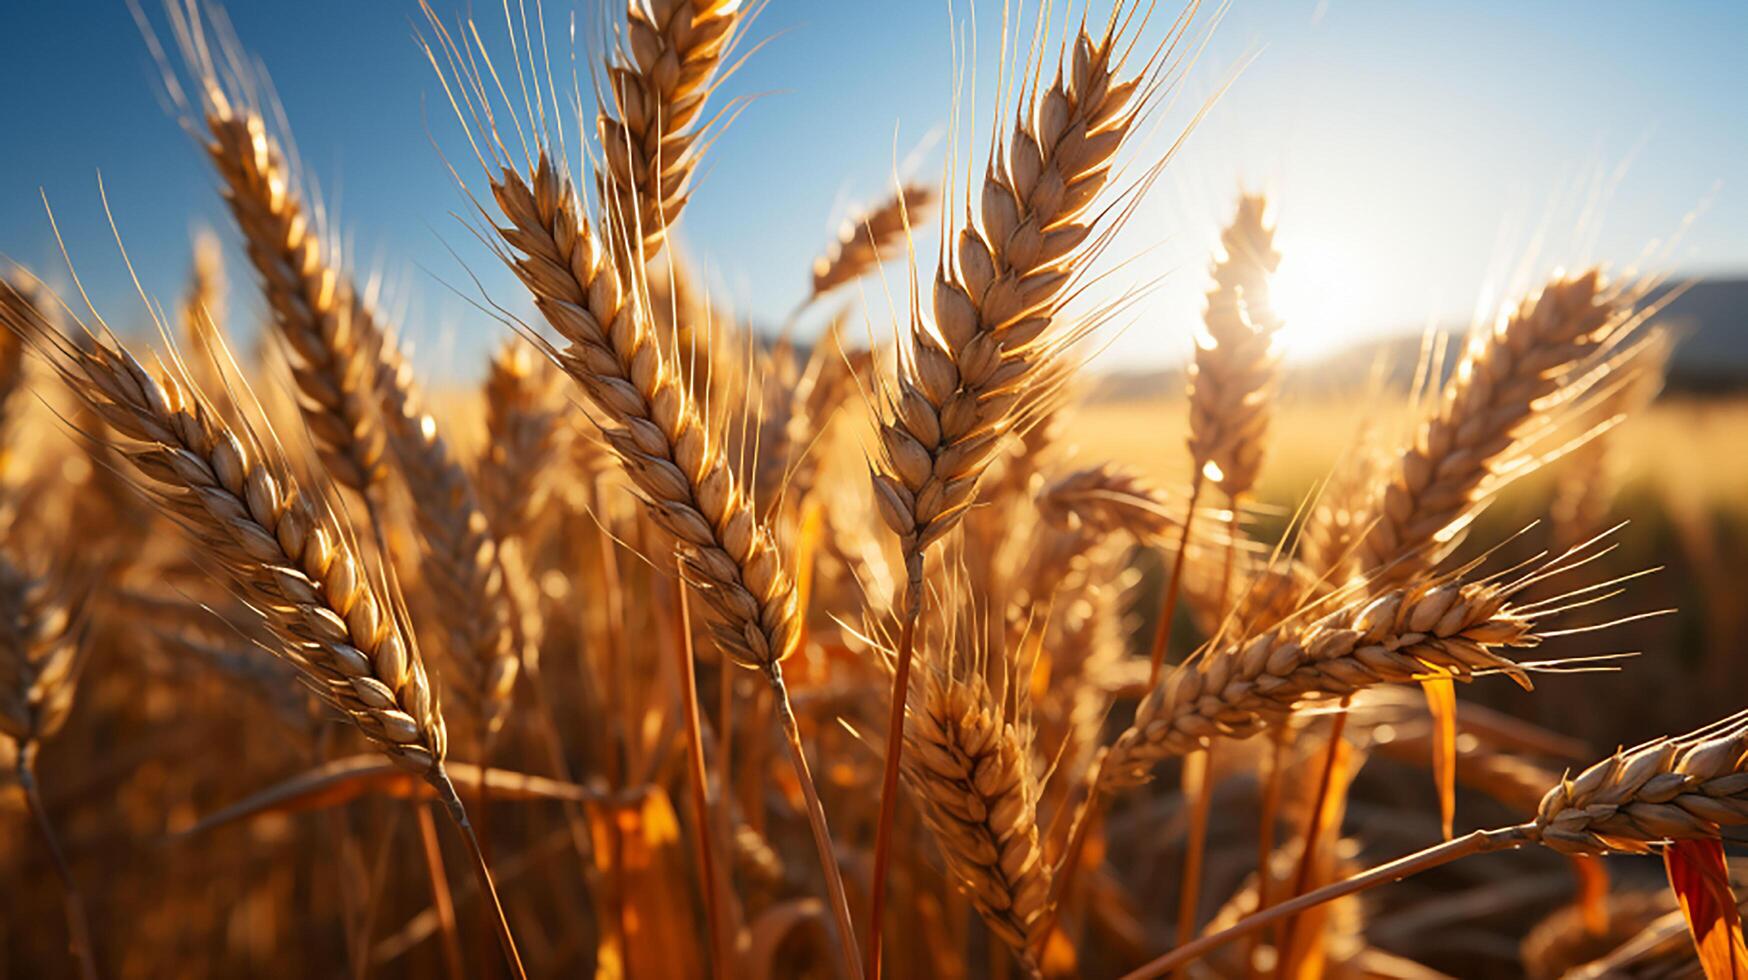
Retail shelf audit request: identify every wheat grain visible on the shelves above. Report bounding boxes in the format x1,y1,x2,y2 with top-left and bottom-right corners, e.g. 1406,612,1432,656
375,338,519,739
199,98,387,496
0,552,83,744
481,152,796,671
904,657,1051,964
871,17,1152,572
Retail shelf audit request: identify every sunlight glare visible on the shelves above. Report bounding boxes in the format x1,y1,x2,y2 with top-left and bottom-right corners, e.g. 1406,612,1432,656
1268,233,1368,362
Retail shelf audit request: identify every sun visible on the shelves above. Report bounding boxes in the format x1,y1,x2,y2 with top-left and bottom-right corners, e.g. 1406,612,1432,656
1267,233,1369,362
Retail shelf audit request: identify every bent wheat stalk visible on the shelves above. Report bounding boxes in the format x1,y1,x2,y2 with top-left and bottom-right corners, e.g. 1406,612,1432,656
5,299,526,979
1127,708,1748,978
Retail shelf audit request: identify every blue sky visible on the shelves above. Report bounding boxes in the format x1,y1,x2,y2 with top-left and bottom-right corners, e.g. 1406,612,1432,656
3,1,1744,374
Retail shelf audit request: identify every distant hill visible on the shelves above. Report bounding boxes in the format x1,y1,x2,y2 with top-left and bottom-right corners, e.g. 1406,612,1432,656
1088,276,1748,402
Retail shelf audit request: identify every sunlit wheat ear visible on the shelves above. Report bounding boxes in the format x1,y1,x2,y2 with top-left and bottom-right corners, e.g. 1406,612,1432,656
3,298,449,776
165,7,520,741
1037,463,1193,542
894,600,1050,966
193,86,387,497
1098,536,1640,789
1532,709,1748,855
422,0,799,671
1187,193,1282,499
484,150,796,670
1349,270,1643,585
807,184,937,301
597,0,749,260
871,8,1185,574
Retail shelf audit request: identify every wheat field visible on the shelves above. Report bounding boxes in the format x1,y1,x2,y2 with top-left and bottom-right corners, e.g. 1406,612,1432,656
2,2,1746,979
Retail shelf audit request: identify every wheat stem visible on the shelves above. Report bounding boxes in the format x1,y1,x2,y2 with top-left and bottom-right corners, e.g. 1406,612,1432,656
866,572,921,979
771,666,864,980
1171,750,1213,966
1274,701,1350,967
427,769,526,980
17,741,98,980
1122,825,1534,979
414,803,466,980
674,579,728,980
1147,469,1205,687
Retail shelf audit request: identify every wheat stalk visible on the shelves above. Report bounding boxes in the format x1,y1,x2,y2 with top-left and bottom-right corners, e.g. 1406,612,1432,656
597,0,746,258
1347,271,1626,583
484,152,797,672
10,311,448,774
865,11,1182,963
5,293,530,976
479,340,561,546
807,184,936,301
374,339,519,741
870,18,1152,571
175,18,521,738
422,14,858,970
1131,709,1748,978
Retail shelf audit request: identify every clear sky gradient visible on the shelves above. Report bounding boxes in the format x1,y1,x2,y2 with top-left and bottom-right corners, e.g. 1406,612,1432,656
3,1,1744,375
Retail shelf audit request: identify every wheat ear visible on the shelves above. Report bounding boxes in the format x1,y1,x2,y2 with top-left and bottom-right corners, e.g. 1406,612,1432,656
422,12,853,966
479,340,561,546
1187,193,1282,500
1131,709,1748,978
1533,710,1748,855
1348,271,1625,583
1101,574,1546,788
180,229,232,402
200,99,387,496
488,153,797,670
597,0,746,258
179,25,519,737
904,659,1051,971
807,183,937,301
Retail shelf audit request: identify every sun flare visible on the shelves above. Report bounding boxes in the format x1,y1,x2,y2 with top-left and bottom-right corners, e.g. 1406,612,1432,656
1268,233,1369,362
